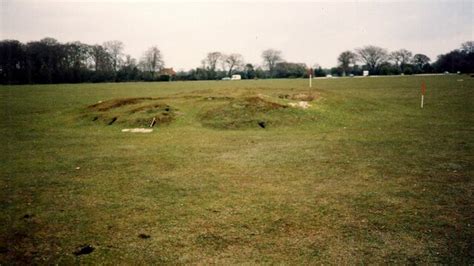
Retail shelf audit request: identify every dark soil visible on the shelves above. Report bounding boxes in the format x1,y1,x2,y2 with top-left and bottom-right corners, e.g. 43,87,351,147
138,234,151,239
73,245,94,256
21,214,33,219
108,117,117,125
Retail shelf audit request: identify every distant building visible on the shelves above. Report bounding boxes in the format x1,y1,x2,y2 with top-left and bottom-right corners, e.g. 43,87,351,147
158,68,176,81
160,68,176,76
363,70,369,76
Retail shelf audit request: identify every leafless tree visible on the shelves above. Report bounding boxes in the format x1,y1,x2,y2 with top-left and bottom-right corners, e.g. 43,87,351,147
390,49,412,71
261,49,283,77
90,44,113,72
201,52,222,79
222,53,244,77
355,45,388,72
203,52,222,72
103,40,124,71
337,50,357,76
140,46,164,77
124,54,137,67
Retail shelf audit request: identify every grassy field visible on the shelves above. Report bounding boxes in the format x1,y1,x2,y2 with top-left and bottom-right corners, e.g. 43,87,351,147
0,75,473,264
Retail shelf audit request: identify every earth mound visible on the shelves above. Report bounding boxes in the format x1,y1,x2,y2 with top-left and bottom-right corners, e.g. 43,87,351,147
84,97,176,127
199,96,311,129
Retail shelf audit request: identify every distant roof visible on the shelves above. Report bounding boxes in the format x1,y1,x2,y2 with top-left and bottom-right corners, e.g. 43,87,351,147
160,68,176,75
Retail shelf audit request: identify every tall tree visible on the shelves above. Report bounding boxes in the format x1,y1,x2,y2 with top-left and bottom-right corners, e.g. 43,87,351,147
412,54,431,72
62,41,91,82
103,40,124,71
274,62,307,78
202,52,222,79
25,38,63,83
355,45,388,73
337,50,357,76
434,42,474,73
244,63,256,79
117,54,139,81
90,44,113,72
261,49,283,77
0,40,26,84
140,46,164,78
222,53,244,77
390,49,413,72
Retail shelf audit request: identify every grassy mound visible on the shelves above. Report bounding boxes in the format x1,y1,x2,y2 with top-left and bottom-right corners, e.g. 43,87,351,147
199,96,314,129
84,97,176,127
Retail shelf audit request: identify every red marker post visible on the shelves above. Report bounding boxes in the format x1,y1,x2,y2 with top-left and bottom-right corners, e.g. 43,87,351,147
421,82,426,108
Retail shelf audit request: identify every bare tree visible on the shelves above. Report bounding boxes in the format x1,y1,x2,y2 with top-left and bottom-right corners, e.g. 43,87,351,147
203,52,222,71
90,44,113,72
222,53,244,77
140,46,164,77
103,40,124,71
261,49,283,77
390,49,412,71
202,52,222,79
355,45,388,73
124,54,137,67
337,50,357,76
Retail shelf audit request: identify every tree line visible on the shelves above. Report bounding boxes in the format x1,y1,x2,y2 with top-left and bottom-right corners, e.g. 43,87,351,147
175,49,308,81
333,42,473,76
0,38,472,84
0,38,167,84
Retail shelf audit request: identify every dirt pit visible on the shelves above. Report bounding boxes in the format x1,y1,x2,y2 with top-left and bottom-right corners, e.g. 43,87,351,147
278,92,317,101
83,97,176,128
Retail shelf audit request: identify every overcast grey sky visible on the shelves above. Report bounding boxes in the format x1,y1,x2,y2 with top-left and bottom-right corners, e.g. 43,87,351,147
1,0,472,70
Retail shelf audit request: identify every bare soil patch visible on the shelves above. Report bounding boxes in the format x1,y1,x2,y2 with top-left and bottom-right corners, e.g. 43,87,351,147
279,92,318,101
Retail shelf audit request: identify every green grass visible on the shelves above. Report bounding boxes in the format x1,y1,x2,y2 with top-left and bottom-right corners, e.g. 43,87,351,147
0,76,473,264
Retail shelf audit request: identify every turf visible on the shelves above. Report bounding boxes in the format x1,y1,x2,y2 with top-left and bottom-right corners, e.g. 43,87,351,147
0,75,473,264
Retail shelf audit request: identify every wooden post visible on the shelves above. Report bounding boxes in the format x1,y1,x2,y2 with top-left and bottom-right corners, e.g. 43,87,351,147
421,82,426,108
150,117,156,127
